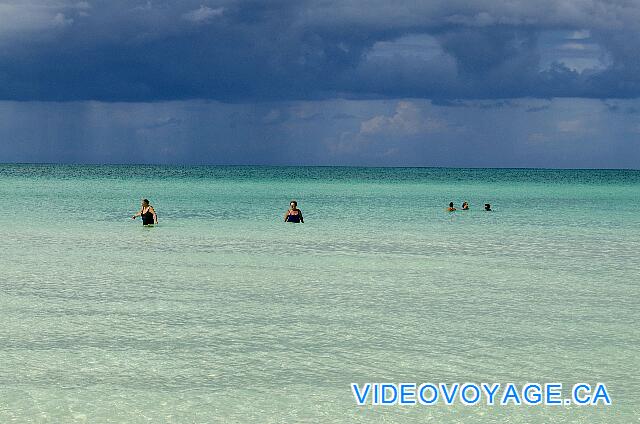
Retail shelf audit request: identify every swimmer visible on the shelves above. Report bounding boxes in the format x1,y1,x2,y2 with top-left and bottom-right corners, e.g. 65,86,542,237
484,203,492,211
462,201,469,210
132,199,158,225
447,202,457,212
284,200,304,223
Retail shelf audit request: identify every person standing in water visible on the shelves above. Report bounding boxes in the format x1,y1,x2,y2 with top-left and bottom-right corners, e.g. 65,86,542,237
284,200,304,223
132,199,158,225
447,202,457,212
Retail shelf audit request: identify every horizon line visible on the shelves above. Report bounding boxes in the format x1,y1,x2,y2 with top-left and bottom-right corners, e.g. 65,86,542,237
0,162,638,171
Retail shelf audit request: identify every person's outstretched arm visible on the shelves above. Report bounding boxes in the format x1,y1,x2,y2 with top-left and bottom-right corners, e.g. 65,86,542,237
132,209,142,219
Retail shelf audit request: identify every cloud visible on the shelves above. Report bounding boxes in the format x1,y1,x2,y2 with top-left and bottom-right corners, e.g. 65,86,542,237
262,109,283,124
0,3,75,39
182,6,224,24
528,132,552,144
568,30,591,40
602,100,640,114
140,116,183,130
560,42,588,51
53,13,74,27
360,101,447,136
1,98,639,168
525,104,552,112
557,119,586,132
1,1,640,101
331,112,358,120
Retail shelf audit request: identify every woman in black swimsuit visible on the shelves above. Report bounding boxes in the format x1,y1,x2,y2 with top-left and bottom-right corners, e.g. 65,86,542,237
284,200,304,223
132,199,158,225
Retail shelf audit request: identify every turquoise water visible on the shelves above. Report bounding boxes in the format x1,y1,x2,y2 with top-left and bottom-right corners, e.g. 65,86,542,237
0,165,638,423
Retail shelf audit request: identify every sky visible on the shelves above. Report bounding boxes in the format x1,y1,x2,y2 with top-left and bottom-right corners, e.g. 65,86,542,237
0,0,639,168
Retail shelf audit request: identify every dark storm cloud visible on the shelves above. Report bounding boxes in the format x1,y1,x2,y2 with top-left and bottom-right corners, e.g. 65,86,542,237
602,100,640,114
1,0,640,101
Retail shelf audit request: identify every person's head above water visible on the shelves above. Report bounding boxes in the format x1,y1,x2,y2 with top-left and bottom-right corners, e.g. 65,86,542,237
142,199,150,207
484,203,492,211
290,200,298,209
449,202,454,208
462,201,469,209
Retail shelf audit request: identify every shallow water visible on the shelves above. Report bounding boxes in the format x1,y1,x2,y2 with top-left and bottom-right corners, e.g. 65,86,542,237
0,165,638,423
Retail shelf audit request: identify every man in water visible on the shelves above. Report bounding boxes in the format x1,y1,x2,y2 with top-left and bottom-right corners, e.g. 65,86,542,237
132,199,158,225
284,200,304,223
484,203,492,211
462,201,469,210
447,202,457,212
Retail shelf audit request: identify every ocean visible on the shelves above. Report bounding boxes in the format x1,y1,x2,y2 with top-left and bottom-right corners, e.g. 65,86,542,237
0,165,638,423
